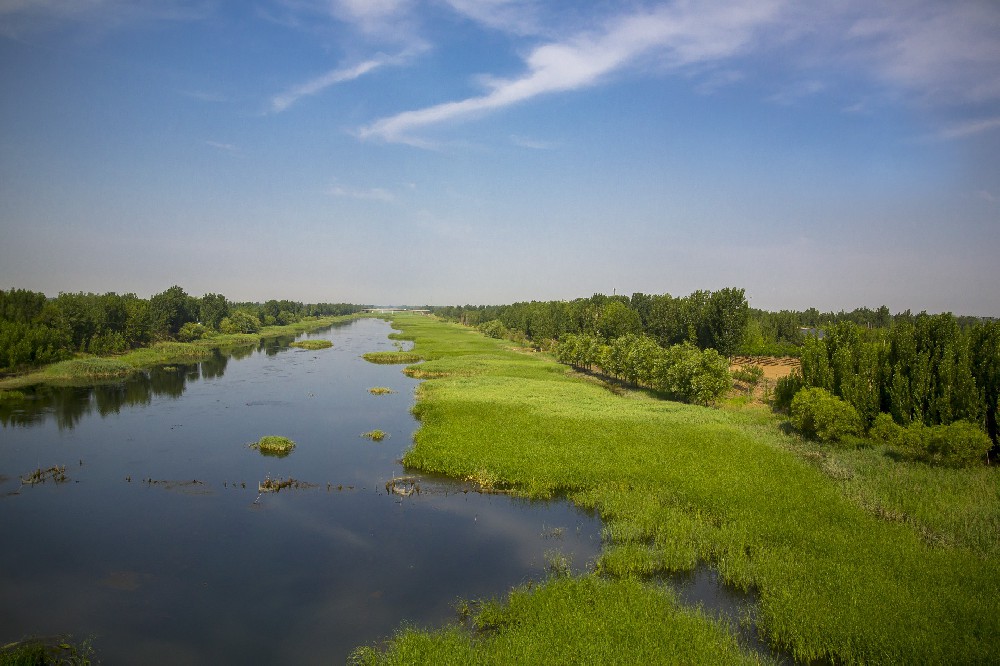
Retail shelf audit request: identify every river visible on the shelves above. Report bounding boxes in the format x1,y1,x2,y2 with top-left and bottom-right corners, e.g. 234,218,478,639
0,318,602,663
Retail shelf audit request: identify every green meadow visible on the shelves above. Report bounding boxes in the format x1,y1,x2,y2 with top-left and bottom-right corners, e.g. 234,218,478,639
356,315,999,663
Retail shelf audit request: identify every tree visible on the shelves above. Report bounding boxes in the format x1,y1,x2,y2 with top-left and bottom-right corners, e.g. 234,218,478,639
149,286,197,339
596,300,641,341
199,293,229,331
698,287,749,357
219,309,261,334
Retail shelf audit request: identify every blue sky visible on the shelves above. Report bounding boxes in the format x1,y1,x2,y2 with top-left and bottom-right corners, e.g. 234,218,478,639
1,1,999,314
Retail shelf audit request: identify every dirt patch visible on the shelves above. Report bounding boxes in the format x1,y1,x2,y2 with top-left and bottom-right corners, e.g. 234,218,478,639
730,356,799,381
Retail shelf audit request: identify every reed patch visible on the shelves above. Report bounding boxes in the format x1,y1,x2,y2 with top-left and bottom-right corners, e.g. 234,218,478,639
290,339,333,350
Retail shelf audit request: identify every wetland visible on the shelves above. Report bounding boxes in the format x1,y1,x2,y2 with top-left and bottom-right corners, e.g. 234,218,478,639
0,318,601,664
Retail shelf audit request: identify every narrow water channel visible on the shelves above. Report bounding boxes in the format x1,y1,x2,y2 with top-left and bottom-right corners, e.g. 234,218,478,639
0,318,602,663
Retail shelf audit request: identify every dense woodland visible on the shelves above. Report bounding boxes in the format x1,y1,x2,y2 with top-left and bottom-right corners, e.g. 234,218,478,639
0,286,362,372
434,290,999,461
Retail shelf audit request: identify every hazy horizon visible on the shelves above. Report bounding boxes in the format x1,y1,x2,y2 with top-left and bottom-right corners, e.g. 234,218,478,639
2,2,999,316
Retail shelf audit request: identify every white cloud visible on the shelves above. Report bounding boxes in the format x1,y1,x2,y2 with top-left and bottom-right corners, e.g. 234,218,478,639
934,116,1000,141
328,182,395,202
766,80,826,106
843,0,1000,105
205,140,238,152
510,134,555,150
360,2,783,144
441,0,545,37
270,56,391,113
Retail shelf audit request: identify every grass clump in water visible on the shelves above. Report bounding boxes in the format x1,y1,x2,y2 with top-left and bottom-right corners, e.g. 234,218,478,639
368,387,396,395
290,339,333,350
249,435,296,457
362,351,421,365
362,429,387,441
0,636,94,665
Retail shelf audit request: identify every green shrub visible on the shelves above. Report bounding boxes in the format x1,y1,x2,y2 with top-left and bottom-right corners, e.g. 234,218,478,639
653,344,731,406
220,310,261,334
790,387,862,443
732,364,764,386
176,322,207,342
896,420,990,467
772,370,804,411
478,319,507,339
869,412,903,446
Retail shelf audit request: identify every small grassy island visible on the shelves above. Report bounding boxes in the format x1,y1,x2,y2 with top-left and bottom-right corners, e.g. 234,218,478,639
249,435,296,457
289,339,333,350
368,387,396,395
361,429,387,441
362,351,421,365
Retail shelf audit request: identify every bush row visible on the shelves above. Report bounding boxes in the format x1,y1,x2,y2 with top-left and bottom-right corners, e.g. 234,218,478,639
555,333,731,406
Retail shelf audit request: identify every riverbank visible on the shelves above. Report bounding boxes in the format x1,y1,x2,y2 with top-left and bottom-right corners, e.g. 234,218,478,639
354,315,999,663
0,315,357,390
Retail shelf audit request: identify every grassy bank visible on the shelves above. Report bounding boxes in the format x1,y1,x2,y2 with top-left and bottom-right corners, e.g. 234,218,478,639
0,315,355,390
356,315,998,663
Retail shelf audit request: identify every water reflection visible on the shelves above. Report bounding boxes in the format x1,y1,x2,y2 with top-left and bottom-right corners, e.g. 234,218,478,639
1,342,248,430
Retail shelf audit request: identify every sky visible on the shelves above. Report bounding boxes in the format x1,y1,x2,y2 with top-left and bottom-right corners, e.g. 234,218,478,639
1,1,999,315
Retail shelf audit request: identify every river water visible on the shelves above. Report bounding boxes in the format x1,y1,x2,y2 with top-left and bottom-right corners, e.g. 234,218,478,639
0,318,602,663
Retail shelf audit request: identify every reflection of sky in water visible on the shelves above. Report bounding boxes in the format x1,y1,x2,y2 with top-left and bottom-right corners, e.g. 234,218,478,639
0,319,603,664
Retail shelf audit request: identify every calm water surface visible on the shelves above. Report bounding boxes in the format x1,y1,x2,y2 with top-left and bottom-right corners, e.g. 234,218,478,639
0,318,601,663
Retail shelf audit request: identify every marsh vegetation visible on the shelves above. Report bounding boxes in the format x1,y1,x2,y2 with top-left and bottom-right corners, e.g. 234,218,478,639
354,314,998,663
289,339,333,350
249,435,296,457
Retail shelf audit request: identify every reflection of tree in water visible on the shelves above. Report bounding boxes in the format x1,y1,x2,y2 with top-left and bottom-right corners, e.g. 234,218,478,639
263,336,296,356
0,347,245,429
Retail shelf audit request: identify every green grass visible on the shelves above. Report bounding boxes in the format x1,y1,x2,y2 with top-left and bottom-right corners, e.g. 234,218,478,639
355,315,999,663
0,636,93,665
368,387,396,395
349,576,756,665
362,429,388,441
289,339,333,350
249,435,296,456
362,351,422,364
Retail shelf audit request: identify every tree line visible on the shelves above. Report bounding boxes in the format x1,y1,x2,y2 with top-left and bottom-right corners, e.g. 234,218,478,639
555,332,731,406
775,315,1000,459
435,288,752,357
438,290,998,463
0,286,363,372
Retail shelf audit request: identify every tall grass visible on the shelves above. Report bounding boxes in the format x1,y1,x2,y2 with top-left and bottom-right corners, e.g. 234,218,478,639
357,315,999,663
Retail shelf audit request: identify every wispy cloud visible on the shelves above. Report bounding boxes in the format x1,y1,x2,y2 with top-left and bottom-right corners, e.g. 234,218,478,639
359,2,783,144
933,116,1000,141
843,1,1000,105
510,134,555,150
766,79,826,106
347,1,1000,146
205,140,239,153
328,181,395,201
270,55,396,113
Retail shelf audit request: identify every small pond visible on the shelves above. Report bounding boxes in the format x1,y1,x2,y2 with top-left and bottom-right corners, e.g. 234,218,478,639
0,318,602,663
